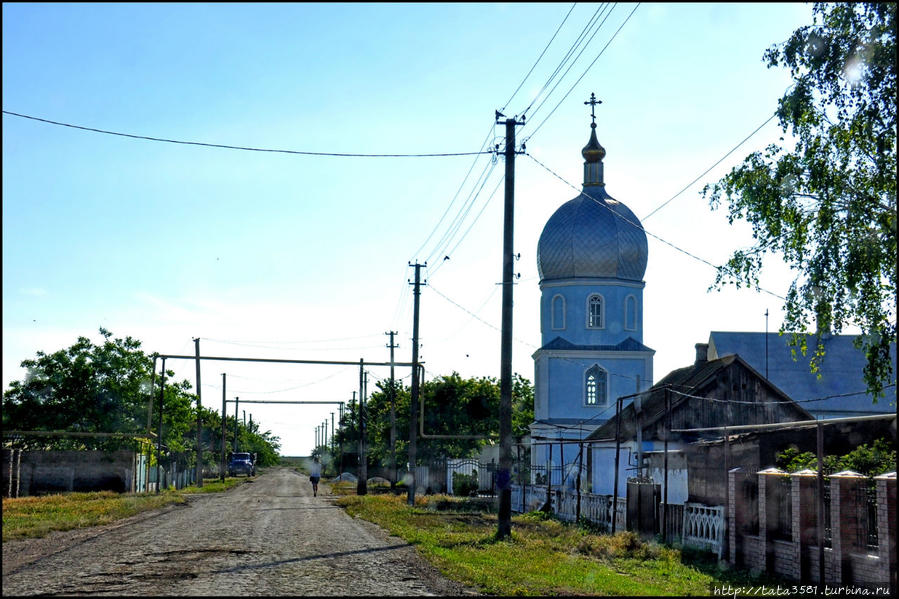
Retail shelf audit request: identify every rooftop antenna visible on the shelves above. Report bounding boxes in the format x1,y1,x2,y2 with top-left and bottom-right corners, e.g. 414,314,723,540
765,308,769,379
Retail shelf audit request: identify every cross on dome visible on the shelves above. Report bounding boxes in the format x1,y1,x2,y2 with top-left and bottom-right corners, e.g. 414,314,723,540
584,93,602,127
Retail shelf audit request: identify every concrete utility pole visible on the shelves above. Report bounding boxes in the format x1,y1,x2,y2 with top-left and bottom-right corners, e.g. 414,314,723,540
357,359,367,495
408,261,425,506
233,397,239,452
330,412,335,451
156,357,166,494
386,331,398,490
496,112,524,540
220,373,226,482
194,338,203,487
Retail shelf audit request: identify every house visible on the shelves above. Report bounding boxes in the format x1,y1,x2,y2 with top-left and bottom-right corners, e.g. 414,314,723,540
708,331,896,418
585,343,814,503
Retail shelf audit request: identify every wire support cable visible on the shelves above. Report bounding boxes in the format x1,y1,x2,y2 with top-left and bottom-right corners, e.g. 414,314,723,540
2,110,492,158
525,151,787,301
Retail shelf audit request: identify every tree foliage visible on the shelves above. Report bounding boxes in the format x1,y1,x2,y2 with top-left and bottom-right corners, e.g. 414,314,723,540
324,372,534,474
703,3,896,397
775,437,896,477
2,329,281,468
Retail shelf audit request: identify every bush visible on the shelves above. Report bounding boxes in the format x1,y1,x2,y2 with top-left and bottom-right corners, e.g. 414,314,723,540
452,470,478,496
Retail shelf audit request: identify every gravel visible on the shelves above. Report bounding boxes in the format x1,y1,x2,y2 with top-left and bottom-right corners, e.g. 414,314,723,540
2,467,480,596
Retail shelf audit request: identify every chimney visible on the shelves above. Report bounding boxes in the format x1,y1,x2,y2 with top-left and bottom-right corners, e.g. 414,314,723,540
695,343,709,366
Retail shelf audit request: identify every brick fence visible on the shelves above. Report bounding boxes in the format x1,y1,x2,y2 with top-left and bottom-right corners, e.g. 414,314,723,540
728,468,895,590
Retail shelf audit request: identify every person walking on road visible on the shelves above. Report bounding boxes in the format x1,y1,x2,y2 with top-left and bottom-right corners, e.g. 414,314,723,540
309,458,321,497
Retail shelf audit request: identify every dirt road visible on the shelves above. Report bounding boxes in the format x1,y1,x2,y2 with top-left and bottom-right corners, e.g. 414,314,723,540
2,467,477,596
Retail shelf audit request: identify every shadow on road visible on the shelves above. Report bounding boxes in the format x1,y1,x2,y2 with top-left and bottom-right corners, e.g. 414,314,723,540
211,544,411,574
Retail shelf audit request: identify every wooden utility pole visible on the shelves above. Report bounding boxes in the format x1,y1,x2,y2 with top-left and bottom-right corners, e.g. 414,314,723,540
663,387,670,543
194,338,203,487
612,396,622,534
496,112,524,540
408,261,425,506
386,330,398,490
220,373,226,482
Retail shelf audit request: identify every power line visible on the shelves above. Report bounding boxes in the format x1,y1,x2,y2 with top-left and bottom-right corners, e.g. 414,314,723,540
669,383,897,406
523,3,614,123
502,2,579,112
1,110,492,158
524,151,787,301
641,113,779,221
524,3,640,142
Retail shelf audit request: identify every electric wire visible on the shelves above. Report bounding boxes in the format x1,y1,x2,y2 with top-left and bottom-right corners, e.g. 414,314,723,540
501,2,579,112
523,3,616,126
525,151,787,301
668,383,896,406
641,113,779,221
524,3,641,142
520,3,608,119
426,173,506,280
2,110,492,158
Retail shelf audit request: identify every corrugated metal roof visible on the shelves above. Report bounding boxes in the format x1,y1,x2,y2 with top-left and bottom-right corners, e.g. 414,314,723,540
708,331,896,414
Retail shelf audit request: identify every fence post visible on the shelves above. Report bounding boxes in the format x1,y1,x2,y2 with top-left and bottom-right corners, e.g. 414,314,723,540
874,472,896,590
830,470,865,584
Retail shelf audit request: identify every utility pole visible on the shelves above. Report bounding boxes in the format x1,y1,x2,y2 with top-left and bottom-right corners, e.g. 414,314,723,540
233,397,239,452
220,373,226,482
386,330,398,490
330,412,335,451
194,338,203,487
408,261,426,506
358,359,368,495
156,357,166,494
243,410,246,428
496,111,525,540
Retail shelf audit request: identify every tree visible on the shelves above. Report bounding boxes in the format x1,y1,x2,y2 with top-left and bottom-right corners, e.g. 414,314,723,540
3,329,281,466
703,3,896,397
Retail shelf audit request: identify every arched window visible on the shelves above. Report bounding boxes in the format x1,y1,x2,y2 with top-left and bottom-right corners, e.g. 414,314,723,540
625,295,637,331
551,295,566,330
587,294,604,328
585,365,607,406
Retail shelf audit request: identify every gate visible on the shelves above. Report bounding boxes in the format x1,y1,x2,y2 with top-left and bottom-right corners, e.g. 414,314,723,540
627,477,659,539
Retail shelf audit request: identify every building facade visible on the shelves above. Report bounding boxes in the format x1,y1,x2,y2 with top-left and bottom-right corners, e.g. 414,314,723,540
530,109,653,488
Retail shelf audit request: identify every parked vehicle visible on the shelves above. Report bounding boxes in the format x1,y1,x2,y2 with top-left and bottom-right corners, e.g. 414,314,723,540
228,452,256,477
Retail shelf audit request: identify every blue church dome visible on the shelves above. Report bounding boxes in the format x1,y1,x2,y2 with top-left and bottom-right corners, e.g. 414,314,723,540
537,124,648,282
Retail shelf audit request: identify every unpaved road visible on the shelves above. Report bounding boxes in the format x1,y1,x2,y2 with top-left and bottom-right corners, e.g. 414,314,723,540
2,467,478,596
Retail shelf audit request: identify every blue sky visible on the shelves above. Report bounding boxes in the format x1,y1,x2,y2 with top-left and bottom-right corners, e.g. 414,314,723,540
3,3,820,456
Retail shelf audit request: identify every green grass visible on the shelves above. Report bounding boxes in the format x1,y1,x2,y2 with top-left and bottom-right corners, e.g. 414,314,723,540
336,493,787,596
2,477,246,542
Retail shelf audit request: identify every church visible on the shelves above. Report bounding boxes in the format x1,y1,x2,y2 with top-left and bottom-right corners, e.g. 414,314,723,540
530,98,653,490
528,98,896,498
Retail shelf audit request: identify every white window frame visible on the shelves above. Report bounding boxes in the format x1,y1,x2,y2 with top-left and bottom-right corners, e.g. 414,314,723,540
586,294,605,329
584,364,608,406
551,294,566,330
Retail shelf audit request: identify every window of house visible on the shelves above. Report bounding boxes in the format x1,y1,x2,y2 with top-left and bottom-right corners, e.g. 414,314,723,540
587,294,604,328
551,294,566,330
625,295,637,331
585,365,607,406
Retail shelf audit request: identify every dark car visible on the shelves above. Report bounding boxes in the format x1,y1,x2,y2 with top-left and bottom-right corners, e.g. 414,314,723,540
228,452,256,477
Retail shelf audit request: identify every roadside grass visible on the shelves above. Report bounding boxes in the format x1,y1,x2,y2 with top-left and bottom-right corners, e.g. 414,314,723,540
2,477,246,542
336,493,787,596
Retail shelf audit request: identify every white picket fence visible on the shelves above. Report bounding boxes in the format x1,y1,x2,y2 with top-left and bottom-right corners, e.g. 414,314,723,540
682,502,725,558
510,485,725,557
511,485,626,532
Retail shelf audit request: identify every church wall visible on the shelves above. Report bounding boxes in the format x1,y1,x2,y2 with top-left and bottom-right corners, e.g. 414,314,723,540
540,280,644,346
542,352,650,421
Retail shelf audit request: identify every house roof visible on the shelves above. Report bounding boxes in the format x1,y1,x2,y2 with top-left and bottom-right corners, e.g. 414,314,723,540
708,331,896,414
586,353,813,441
